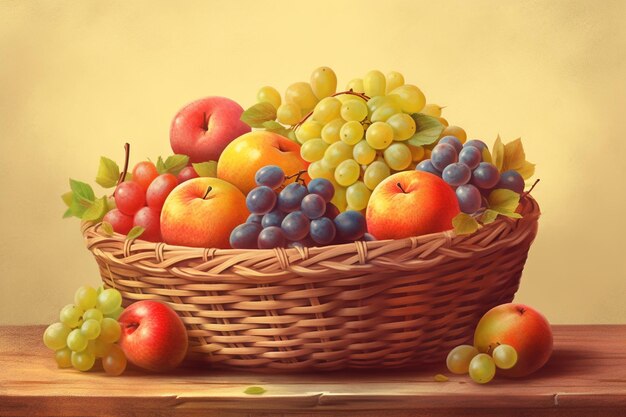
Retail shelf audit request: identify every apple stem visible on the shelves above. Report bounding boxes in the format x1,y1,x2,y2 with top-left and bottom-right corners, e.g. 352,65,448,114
203,186,213,199
116,143,131,189
522,178,540,199
291,89,371,131
396,182,407,194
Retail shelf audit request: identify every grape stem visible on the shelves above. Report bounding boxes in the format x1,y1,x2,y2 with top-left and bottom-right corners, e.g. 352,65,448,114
521,179,540,199
285,170,308,185
202,186,213,199
115,142,131,190
291,89,371,131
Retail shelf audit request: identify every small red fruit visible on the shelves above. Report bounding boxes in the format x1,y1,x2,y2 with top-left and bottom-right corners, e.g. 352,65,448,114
132,161,159,192
103,209,134,235
177,166,199,183
146,174,178,210
133,207,162,242
114,181,146,216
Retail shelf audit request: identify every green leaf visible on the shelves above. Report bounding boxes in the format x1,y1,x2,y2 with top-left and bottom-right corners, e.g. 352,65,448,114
126,226,145,240
452,213,479,235
244,386,266,395
406,113,445,146
163,154,190,175
491,135,505,172
156,156,166,174
287,129,297,142
481,209,500,225
487,189,522,221
241,102,277,128
262,120,291,137
61,191,73,207
101,221,114,236
82,196,107,222
193,161,217,178
95,156,120,188
62,208,73,219
69,179,95,205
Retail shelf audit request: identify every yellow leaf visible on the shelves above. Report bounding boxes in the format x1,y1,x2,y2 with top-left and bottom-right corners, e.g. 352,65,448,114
503,138,525,171
481,209,499,224
482,147,492,164
488,189,520,214
517,161,536,180
434,374,449,382
492,135,504,171
452,213,479,235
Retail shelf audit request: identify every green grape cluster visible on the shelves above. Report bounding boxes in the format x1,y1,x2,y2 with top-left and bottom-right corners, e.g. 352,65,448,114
446,343,518,384
43,285,127,376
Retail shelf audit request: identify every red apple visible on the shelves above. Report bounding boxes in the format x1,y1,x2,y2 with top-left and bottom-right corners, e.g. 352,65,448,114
118,300,188,372
170,96,251,163
474,303,553,377
366,171,460,239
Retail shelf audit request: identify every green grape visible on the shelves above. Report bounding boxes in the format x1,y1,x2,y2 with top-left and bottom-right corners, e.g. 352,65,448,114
83,308,103,322
441,125,467,143
340,99,368,122
346,181,371,211
340,121,364,145
43,322,72,350
59,304,84,328
312,97,341,124
384,143,412,171
389,84,426,113
386,71,405,93
422,103,442,118
370,103,402,122
366,122,394,150
323,142,353,168
99,318,121,343
295,120,323,144
387,113,416,141
67,329,88,352
308,160,335,181
446,344,479,374
334,159,361,187
74,286,98,311
257,86,281,109
71,350,96,372
310,66,337,99
364,161,391,190
81,319,101,340
90,339,113,358
363,70,386,97
408,144,425,162
96,285,104,295
331,184,347,212
285,82,318,114
321,118,344,144
366,96,386,115
492,344,518,370
55,347,72,368
301,139,329,163
353,140,376,165
468,353,496,384
105,306,124,321
345,78,364,94
97,289,122,315
102,344,127,376
276,102,302,125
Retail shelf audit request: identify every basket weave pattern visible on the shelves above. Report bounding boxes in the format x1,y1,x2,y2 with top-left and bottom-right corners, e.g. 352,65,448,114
83,196,540,371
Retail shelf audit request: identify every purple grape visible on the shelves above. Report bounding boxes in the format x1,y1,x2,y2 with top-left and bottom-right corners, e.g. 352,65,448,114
442,163,471,187
307,178,335,202
439,136,463,153
459,146,482,170
301,194,326,219
363,233,377,241
497,170,525,194
281,211,310,241
464,139,488,151
246,213,263,224
255,165,285,189
287,236,316,248
431,143,458,171
257,226,286,249
229,223,262,249
309,217,336,245
246,186,277,215
334,210,366,241
456,184,482,214
415,159,442,177
472,162,500,189
277,183,308,213
261,209,286,228
324,203,340,220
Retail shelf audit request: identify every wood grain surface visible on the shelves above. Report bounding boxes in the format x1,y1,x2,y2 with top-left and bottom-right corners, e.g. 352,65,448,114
0,325,625,416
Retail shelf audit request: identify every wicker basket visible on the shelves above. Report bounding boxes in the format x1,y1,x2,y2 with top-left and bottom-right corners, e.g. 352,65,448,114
82,196,540,372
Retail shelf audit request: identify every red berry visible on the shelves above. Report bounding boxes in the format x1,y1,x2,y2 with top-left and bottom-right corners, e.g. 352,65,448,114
146,174,178,210
114,181,146,216
103,209,134,235
132,161,159,192
177,166,199,183
133,207,161,242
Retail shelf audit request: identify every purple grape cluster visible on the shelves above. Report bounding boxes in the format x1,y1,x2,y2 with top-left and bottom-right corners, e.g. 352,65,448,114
416,136,525,214
229,165,368,249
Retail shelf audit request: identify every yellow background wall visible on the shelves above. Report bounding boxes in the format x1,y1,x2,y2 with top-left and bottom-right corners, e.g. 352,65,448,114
1,0,625,325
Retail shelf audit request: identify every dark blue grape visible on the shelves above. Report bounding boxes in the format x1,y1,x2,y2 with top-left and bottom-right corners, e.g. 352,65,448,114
277,183,308,213
309,217,336,245
464,139,488,151
257,226,286,249
442,163,471,187
229,223,262,249
246,186,277,215
439,135,463,153
261,209,286,228
307,178,335,202
255,165,285,189
415,159,442,177
456,184,482,214
459,146,482,170
363,233,377,241
281,211,310,241
324,203,340,220
497,170,525,194
334,210,366,241
246,213,263,224
301,194,326,219
287,237,316,248
472,162,500,189
431,143,458,171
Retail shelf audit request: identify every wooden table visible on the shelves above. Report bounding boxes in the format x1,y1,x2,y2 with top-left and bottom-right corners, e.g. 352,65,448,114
1,325,625,416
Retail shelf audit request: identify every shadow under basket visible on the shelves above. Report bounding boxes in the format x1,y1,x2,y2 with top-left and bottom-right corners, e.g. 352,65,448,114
82,196,540,372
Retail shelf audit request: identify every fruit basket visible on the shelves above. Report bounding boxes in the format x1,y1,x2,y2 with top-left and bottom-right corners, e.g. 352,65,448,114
82,195,539,372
